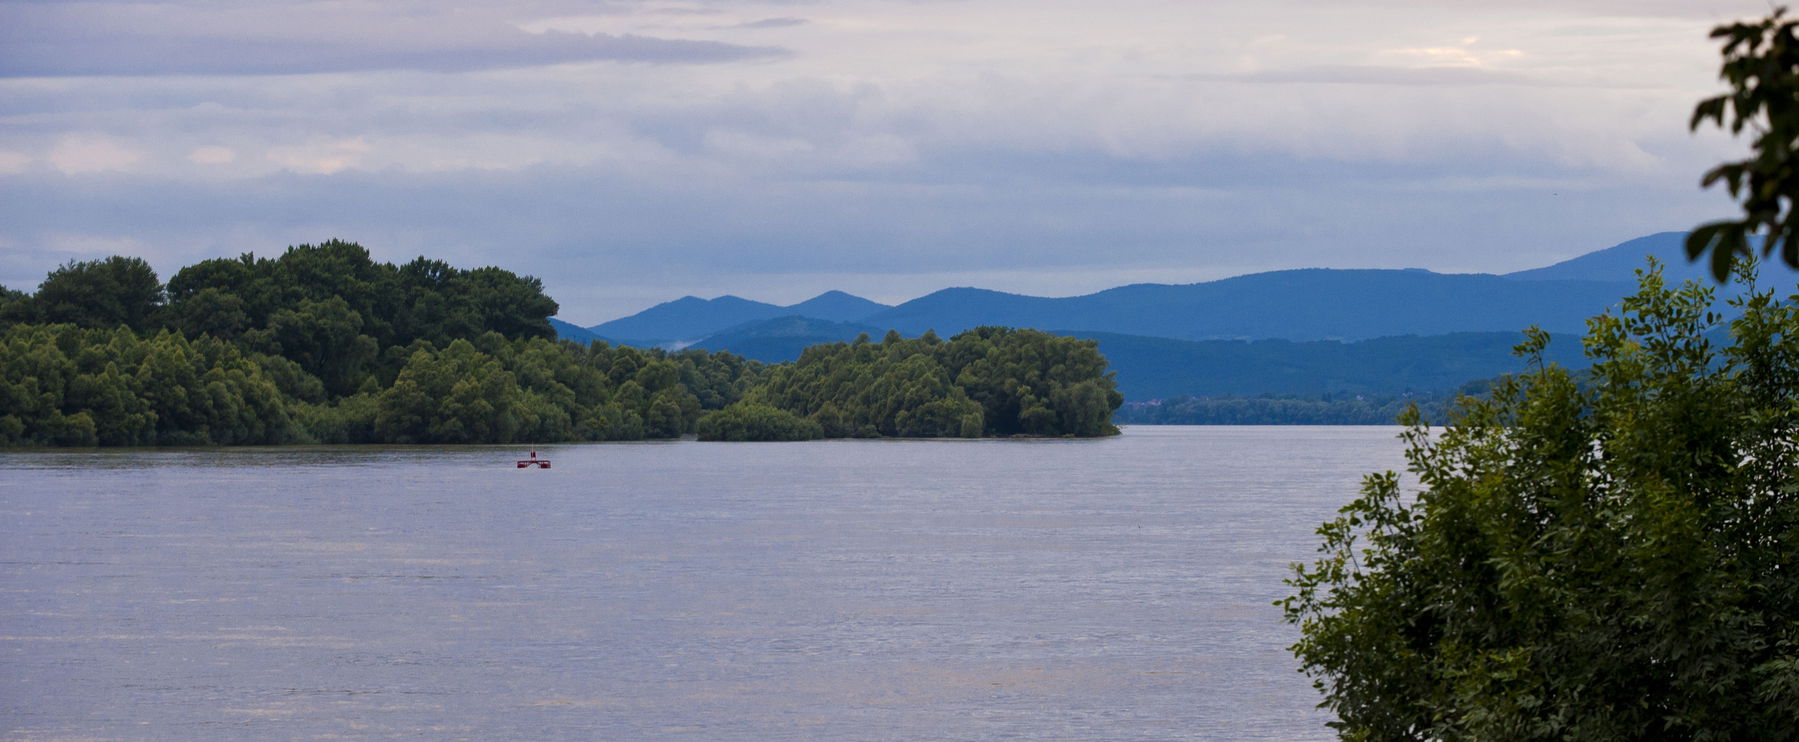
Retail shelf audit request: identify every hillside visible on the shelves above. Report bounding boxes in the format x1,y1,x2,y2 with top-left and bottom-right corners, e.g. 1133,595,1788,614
584,233,1738,346
1066,330,1588,401
1503,232,1718,284
863,271,1637,341
588,295,787,344
566,232,1759,402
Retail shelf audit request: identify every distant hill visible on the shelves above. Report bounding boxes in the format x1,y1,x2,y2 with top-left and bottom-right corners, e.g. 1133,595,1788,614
588,295,787,345
583,233,1754,346
588,291,892,346
1065,330,1589,401
784,290,892,323
861,271,1638,341
692,315,886,363
1504,232,1718,284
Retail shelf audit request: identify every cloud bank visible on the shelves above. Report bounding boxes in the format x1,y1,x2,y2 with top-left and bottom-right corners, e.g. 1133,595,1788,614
0,0,1773,320
0,3,785,77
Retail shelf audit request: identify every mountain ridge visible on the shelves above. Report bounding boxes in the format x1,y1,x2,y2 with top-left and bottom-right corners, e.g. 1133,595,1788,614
554,230,1748,349
858,269,1637,341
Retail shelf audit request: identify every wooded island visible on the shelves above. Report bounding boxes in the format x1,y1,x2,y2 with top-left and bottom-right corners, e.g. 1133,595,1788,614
0,241,1121,446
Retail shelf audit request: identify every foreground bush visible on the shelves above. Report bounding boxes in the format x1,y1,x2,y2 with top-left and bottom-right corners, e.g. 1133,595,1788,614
1282,261,1799,740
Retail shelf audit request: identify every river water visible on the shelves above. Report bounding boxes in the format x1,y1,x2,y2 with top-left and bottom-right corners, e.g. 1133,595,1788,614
1,426,1409,740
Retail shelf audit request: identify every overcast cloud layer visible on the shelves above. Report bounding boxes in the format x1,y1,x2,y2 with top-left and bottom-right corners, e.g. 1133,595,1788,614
0,0,1769,322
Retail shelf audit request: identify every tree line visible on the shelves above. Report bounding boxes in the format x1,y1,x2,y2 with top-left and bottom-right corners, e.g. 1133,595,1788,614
1111,381,1496,426
1113,392,1451,426
0,243,1121,446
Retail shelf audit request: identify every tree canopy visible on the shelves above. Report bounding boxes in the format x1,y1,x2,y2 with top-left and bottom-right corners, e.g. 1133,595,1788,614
747,327,1122,439
1281,261,1799,739
33,256,165,332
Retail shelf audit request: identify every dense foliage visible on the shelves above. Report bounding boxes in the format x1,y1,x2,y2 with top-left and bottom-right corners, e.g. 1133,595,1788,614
1689,7,1799,279
1282,262,1799,739
748,328,1122,438
1,324,299,446
1,245,1121,446
695,402,823,442
0,243,758,446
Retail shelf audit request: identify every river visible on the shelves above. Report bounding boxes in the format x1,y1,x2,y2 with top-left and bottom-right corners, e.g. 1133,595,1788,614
1,425,1409,740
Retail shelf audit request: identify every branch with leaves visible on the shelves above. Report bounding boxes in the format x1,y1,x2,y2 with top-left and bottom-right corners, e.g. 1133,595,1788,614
1690,7,1799,279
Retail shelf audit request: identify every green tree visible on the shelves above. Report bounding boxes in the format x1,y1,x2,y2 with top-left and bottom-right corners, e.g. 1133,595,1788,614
374,339,523,443
33,256,165,331
167,287,250,340
262,296,379,398
696,402,822,441
944,327,1121,436
0,286,31,328
1282,262,1799,740
1689,7,1799,279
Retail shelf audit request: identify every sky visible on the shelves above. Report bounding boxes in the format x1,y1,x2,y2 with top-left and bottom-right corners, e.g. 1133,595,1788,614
0,0,1772,323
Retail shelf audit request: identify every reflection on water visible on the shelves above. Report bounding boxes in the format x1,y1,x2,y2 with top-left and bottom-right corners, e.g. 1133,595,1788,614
0,426,1407,740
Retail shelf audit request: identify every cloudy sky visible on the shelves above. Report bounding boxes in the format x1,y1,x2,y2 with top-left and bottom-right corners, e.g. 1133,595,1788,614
0,0,1770,322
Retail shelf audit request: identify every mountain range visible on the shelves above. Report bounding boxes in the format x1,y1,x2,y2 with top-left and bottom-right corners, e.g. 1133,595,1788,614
553,232,1744,400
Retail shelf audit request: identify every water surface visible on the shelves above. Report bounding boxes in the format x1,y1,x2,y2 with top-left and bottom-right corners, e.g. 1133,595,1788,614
1,426,1408,740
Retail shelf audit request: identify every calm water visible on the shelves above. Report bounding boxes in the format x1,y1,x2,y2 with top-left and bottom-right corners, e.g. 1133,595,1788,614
1,426,1408,741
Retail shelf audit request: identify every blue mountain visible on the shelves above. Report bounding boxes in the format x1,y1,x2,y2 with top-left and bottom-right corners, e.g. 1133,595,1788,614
588,295,787,345
1504,232,1715,284
587,292,893,346
587,233,1741,347
1061,330,1589,401
860,270,1638,342
784,290,892,323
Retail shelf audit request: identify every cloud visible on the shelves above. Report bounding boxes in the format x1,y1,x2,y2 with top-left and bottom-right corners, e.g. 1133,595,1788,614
266,138,371,175
1177,65,1548,88
0,0,1766,319
0,155,1731,320
0,150,30,175
47,135,142,174
0,3,788,78
188,146,236,165
728,17,810,30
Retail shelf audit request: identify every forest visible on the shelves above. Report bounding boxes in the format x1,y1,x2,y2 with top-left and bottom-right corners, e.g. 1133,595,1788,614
0,243,1122,446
